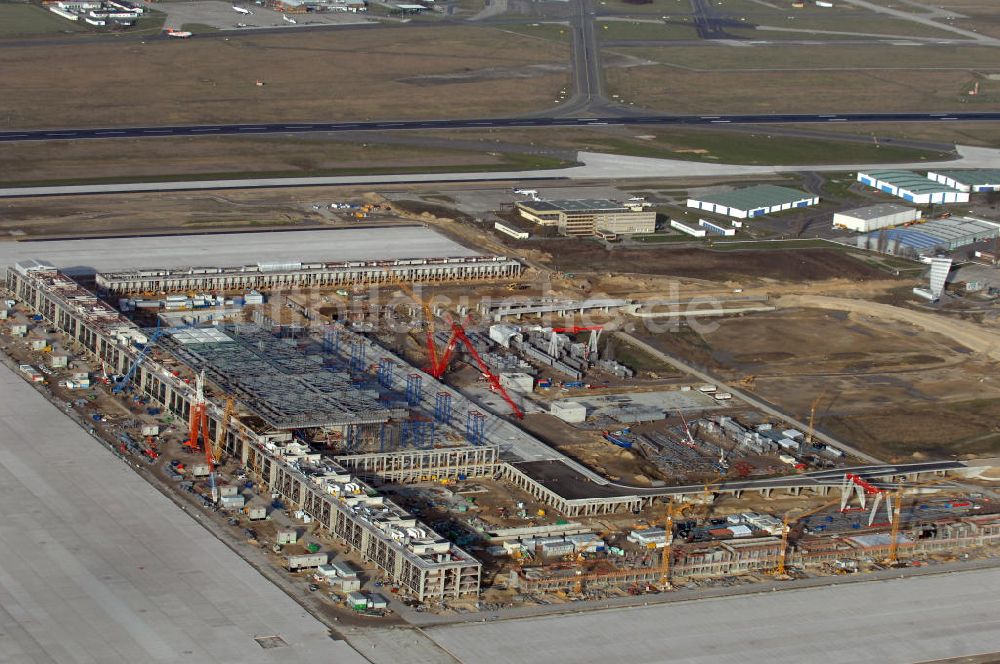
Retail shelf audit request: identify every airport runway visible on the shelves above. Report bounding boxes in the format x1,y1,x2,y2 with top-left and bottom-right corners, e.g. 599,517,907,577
2,112,999,143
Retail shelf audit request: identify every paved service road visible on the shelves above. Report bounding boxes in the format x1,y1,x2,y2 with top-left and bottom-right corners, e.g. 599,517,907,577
2,112,999,143
425,566,1000,664
0,364,368,664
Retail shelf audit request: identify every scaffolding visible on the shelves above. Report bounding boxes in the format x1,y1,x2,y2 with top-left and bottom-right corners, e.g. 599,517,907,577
467,410,486,446
435,391,452,424
377,357,394,389
402,418,436,449
350,339,366,378
406,373,423,407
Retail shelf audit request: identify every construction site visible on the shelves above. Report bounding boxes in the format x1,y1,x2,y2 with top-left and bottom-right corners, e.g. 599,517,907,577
2,219,1000,620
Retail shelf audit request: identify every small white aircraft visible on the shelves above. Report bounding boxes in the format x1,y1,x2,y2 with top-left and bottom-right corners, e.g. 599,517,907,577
232,5,253,15
282,14,297,23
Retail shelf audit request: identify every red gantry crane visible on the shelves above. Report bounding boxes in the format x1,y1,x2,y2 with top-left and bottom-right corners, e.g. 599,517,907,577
432,320,524,419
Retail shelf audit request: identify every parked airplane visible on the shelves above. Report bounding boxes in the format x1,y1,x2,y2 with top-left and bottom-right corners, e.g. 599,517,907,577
165,28,192,37
282,14,296,23
232,5,253,14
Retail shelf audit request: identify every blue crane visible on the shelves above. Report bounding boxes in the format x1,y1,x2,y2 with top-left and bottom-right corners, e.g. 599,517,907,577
112,324,170,394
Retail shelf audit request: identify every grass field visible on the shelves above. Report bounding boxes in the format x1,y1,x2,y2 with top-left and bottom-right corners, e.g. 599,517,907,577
0,135,572,186
621,44,1000,71
604,65,1000,114
421,125,954,165
597,18,698,41
496,22,571,42
0,3,86,36
0,25,569,128
595,0,693,17
783,121,1000,149
558,130,952,165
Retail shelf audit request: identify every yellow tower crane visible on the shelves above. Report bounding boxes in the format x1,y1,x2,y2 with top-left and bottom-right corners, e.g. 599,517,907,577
397,281,439,372
213,396,236,466
659,499,692,588
805,390,827,447
886,476,952,565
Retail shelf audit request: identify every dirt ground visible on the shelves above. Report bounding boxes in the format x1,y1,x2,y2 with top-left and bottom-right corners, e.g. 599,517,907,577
0,186,418,237
520,413,668,486
0,26,568,128
642,306,1000,461
528,243,888,283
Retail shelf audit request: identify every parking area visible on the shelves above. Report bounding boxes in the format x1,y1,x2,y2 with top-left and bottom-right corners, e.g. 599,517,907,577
144,0,372,31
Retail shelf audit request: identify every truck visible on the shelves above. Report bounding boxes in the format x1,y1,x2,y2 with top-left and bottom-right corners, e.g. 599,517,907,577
602,430,633,449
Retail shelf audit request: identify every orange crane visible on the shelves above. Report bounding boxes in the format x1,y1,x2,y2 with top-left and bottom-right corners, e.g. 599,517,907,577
446,320,524,419
185,371,220,498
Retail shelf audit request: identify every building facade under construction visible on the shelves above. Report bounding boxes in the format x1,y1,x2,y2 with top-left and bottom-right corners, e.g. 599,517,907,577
5,260,483,602
95,255,522,295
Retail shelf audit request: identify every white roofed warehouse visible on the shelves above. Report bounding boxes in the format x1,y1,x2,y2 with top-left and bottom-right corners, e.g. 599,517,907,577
686,184,818,220
833,203,920,233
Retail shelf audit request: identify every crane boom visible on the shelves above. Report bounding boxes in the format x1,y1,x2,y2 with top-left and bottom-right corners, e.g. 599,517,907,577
450,321,524,419
398,282,439,372
213,396,236,465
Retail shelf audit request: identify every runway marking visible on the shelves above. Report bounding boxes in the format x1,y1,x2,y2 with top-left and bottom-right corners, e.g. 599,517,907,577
95,131,124,135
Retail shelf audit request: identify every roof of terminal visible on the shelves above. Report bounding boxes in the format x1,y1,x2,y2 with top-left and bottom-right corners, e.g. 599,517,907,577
929,169,1000,186
861,170,961,194
517,199,630,213
692,184,813,211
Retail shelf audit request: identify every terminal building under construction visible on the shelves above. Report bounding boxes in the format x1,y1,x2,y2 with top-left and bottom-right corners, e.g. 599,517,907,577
6,260,483,602
95,255,522,294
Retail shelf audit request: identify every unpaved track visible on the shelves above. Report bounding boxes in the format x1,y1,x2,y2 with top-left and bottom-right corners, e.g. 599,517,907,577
777,294,1000,361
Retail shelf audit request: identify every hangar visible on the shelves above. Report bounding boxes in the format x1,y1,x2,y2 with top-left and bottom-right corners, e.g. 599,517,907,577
926,169,1000,193
856,170,970,204
686,185,818,219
